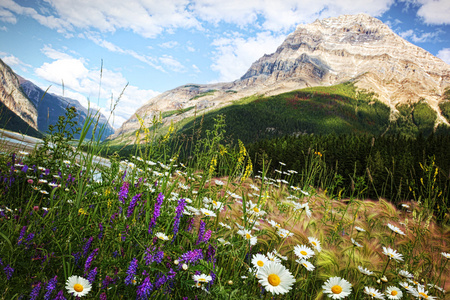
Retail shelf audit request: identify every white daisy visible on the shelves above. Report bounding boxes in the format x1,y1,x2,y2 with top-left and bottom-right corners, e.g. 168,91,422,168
382,247,403,262
218,222,231,229
364,286,385,299
398,269,413,279
277,228,293,239
322,276,352,299
237,229,257,246
408,285,437,299
65,275,92,297
293,245,315,260
257,261,295,295
385,286,403,300
308,237,322,252
251,253,269,269
296,259,315,271
355,226,366,232
441,252,450,259
387,223,405,236
155,232,169,241
357,266,373,276
200,208,216,217
193,273,212,284
266,251,282,263
268,220,281,228
351,238,363,248
399,281,413,291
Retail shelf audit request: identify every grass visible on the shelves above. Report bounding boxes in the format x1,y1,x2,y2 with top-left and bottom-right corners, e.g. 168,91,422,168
0,108,449,299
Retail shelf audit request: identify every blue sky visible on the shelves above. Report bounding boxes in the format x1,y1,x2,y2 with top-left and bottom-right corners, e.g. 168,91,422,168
0,0,449,128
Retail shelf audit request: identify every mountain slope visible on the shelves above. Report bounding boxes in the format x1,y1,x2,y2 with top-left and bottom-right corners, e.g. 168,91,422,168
111,13,450,142
19,78,115,140
0,59,38,130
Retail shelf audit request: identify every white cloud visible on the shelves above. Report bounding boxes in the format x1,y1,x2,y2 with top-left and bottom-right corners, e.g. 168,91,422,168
34,56,159,128
159,55,186,72
0,25,7,31
414,0,450,25
41,44,74,60
210,31,285,82
1,54,32,71
437,48,450,65
398,28,441,43
159,41,179,48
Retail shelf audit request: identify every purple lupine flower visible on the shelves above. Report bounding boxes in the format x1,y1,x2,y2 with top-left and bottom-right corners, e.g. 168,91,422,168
4,264,14,280
87,267,98,284
206,244,216,265
17,226,27,245
84,248,99,273
126,193,142,218
178,249,203,265
100,292,107,300
29,282,41,300
54,290,66,300
118,181,130,204
136,276,153,300
207,271,216,290
172,198,186,241
72,251,82,266
125,258,139,285
21,165,28,173
144,248,164,265
186,217,194,232
101,275,116,289
83,237,94,256
148,193,164,233
203,230,212,243
196,220,206,245
98,223,104,240
44,276,57,300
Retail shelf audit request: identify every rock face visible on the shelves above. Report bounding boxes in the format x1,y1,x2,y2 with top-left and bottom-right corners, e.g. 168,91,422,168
111,13,450,140
0,59,38,130
19,78,115,140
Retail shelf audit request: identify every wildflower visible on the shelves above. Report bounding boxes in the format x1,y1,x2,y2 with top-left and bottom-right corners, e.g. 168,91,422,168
155,232,169,241
182,264,188,270
385,286,403,299
126,193,142,218
355,226,366,232
387,224,405,236
65,276,92,297
252,253,269,268
219,222,231,229
145,248,164,265
277,228,293,238
297,259,315,271
268,220,281,228
237,229,257,246
441,252,450,259
408,285,437,299
308,237,322,252
214,179,225,186
382,247,404,262
196,220,206,245
399,281,413,291
266,251,282,263
29,282,42,300
149,193,164,233
82,237,94,257
125,258,139,285
351,238,363,248
179,249,204,265
3,264,14,280
54,290,66,300
172,198,186,240
200,208,216,217
44,276,57,300
257,261,295,295
87,267,97,284
193,273,212,286
322,276,352,299
358,266,373,276
398,269,413,279
118,181,129,204
293,245,315,260
84,248,99,273
364,286,385,299
136,276,153,300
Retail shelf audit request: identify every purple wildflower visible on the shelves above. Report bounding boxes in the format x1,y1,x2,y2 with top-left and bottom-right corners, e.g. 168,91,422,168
21,165,28,173
100,292,107,300
136,276,153,300
101,275,118,289
196,220,206,245
172,198,186,241
29,282,41,300
126,193,142,218
44,276,57,300
4,264,14,280
125,258,139,285
17,226,27,245
179,249,203,265
144,248,164,265
87,267,98,284
98,223,104,240
54,290,66,300
206,244,216,265
83,237,94,257
203,230,212,243
118,181,129,204
72,251,82,266
84,248,99,273
186,217,194,232
148,193,164,233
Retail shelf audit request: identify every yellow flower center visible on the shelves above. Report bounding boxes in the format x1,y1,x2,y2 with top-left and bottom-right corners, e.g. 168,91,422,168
253,207,260,212
331,285,342,294
204,212,210,215
74,284,84,292
257,260,264,267
245,233,251,239
213,201,217,205
198,278,207,282
312,241,317,246
300,250,307,256
418,292,428,298
391,290,398,296
267,274,280,286
302,263,308,267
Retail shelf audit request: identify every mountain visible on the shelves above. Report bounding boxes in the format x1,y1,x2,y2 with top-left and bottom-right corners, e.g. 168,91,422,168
0,59,38,131
110,13,450,142
18,77,115,140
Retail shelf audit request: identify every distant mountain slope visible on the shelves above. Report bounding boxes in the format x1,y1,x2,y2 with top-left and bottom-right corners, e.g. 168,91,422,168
0,59,38,130
18,77,115,140
111,13,450,143
0,100,42,138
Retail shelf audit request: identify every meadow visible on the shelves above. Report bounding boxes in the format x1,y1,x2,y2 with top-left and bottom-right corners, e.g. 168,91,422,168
0,108,449,299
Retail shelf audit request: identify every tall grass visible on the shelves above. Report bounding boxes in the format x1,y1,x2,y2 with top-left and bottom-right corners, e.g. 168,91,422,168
0,108,448,299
